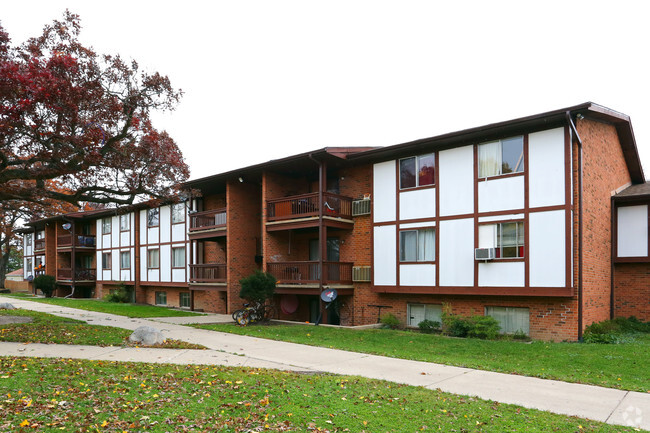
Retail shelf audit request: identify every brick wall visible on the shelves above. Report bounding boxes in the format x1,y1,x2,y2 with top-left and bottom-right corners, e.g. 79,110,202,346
613,263,650,321
577,118,632,329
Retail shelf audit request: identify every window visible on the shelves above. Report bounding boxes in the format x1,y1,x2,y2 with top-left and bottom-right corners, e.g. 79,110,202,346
120,214,130,231
180,292,191,308
155,291,167,306
147,208,159,227
147,249,159,268
172,246,186,268
26,259,33,276
408,304,442,327
36,231,45,239
497,221,524,258
478,136,524,178
400,153,435,189
171,203,185,224
102,252,111,270
26,235,32,247
102,217,112,234
486,306,529,335
120,251,130,269
399,228,435,262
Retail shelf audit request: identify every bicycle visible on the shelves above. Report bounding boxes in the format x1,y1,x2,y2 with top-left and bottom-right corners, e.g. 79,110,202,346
232,301,277,326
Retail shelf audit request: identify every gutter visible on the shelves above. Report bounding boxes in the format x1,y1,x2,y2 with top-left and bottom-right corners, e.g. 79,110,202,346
566,112,584,340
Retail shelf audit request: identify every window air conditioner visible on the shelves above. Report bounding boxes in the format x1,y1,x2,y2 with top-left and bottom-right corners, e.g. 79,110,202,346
352,266,371,282
475,248,496,260
352,199,371,216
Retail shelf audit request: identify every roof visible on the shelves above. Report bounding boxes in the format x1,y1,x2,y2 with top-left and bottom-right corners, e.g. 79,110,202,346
347,102,644,183
6,268,23,276
613,182,650,203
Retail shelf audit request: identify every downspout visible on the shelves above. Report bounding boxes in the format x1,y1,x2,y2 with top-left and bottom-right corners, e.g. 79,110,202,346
567,112,583,340
610,196,615,320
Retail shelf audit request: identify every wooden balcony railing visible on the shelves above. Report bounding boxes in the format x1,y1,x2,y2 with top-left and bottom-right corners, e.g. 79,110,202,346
189,208,227,232
57,234,96,248
34,238,46,251
267,261,353,285
189,263,227,283
56,268,96,281
267,192,353,222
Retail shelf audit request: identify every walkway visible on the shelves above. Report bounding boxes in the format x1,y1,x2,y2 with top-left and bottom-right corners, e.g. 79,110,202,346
1,296,648,430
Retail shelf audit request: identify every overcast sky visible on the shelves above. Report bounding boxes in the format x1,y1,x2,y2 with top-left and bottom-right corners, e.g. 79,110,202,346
2,1,649,181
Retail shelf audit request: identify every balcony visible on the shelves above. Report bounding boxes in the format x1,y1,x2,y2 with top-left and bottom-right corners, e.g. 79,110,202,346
267,261,353,286
266,193,354,231
57,234,96,248
56,268,96,282
34,238,46,251
189,263,227,284
189,209,227,239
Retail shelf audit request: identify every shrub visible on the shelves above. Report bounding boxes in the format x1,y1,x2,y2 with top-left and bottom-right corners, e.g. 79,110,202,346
239,271,276,303
583,316,649,344
33,274,56,297
380,313,400,329
467,315,501,340
417,319,440,334
443,315,471,338
104,283,133,303
512,329,530,341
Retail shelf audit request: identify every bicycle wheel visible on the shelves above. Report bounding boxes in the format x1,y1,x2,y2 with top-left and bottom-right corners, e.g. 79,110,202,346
236,310,251,326
232,309,244,322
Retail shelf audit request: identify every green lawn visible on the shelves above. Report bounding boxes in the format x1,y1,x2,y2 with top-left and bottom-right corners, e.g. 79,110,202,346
0,309,204,349
197,323,650,393
3,294,203,318
0,357,639,433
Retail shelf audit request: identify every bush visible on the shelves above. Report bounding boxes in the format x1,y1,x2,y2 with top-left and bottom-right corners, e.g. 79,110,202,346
443,315,471,338
33,274,56,297
104,283,133,303
380,313,400,329
417,319,440,334
467,315,501,340
512,329,530,341
239,271,276,303
583,316,649,344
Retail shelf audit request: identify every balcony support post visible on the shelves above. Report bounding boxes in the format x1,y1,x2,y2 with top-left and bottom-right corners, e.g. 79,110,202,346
318,159,328,324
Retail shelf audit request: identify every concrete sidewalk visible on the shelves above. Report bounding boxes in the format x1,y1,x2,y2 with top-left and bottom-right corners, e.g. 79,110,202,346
2,296,649,430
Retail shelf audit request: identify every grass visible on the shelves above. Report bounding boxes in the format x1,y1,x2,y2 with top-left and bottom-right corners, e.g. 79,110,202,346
3,293,203,318
0,309,204,349
196,323,650,393
0,357,640,432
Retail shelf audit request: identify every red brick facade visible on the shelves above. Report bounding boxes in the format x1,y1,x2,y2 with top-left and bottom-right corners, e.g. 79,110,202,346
613,263,650,321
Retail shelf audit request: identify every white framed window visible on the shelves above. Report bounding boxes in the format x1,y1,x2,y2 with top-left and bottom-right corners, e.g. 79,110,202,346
479,222,524,259
120,251,130,269
36,230,45,239
486,306,529,335
102,217,112,234
101,252,111,270
26,234,32,247
155,291,167,306
478,136,524,178
120,214,130,231
26,259,33,276
407,304,442,327
147,208,160,227
171,203,185,224
147,248,159,269
399,153,435,189
179,292,191,309
171,246,186,268
399,228,435,262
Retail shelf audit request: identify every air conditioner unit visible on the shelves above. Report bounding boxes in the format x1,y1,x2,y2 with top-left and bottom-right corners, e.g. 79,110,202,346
352,199,371,216
352,266,371,282
475,248,496,260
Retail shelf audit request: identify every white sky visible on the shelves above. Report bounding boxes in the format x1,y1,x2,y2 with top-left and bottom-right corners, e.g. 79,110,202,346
2,1,649,181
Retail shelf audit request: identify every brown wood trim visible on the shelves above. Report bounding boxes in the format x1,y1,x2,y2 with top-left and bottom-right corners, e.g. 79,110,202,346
473,144,479,288
435,151,440,286
189,285,228,292
523,134,530,288
399,260,437,265
488,257,525,263
476,171,524,182
477,217,525,226
613,256,650,263
396,217,437,225
399,184,436,192
395,160,401,287
140,281,189,288
564,125,573,288
372,284,574,297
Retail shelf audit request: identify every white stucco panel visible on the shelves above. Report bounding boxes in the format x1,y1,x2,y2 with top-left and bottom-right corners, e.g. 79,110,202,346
399,188,435,220
171,223,186,242
478,176,524,213
529,127,566,209
111,217,120,248
400,264,436,286
160,206,171,243
529,210,566,287
439,218,474,286
172,268,185,283
140,247,148,281
617,205,648,257
478,261,525,287
373,161,396,223
373,225,396,286
439,145,474,216
160,244,171,282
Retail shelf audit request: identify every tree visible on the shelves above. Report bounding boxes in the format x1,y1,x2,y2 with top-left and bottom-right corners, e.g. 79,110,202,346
0,12,190,285
0,11,189,207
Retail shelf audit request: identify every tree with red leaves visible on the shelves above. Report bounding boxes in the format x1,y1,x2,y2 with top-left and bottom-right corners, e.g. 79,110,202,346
0,11,190,286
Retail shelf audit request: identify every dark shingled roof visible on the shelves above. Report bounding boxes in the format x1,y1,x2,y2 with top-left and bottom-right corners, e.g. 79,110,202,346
614,183,650,201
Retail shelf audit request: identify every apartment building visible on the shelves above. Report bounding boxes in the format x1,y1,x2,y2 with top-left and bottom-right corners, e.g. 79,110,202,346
21,102,649,340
